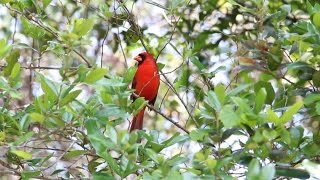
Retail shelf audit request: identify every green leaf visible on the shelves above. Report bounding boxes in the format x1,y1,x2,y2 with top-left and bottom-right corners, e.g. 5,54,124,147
306,0,313,14
162,133,189,147
267,42,282,71
98,104,129,124
255,88,267,113
167,169,183,180
38,73,58,102
85,120,117,151
9,63,21,80
105,124,117,144
190,129,208,141
157,63,165,71
205,91,221,111
167,155,188,166
175,65,190,89
191,56,205,71
60,90,81,106
227,84,251,97
290,126,304,147
63,150,86,159
21,17,47,39
215,83,225,105
84,68,108,83
21,171,41,179
85,120,121,175
42,0,51,9
123,66,137,83
279,101,303,125
99,4,113,18
11,150,32,160
73,18,95,36
304,93,320,105
312,12,320,28
145,148,160,164
4,50,18,77
92,172,115,180
220,105,240,128
266,106,280,123
286,61,312,70
121,156,141,177
0,132,5,142
231,97,251,112
0,0,12,3
254,81,274,105
0,39,12,59
260,165,275,180
130,97,147,115
29,112,45,124
316,102,320,115
246,159,260,179
12,132,35,146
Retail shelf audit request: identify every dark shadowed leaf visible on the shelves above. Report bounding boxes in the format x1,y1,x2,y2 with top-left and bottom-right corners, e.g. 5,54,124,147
275,166,310,179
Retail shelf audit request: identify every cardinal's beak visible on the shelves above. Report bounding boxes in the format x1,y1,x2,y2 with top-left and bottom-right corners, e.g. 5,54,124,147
134,55,143,62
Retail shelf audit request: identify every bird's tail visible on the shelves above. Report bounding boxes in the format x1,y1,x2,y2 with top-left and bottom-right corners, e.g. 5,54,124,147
130,107,146,132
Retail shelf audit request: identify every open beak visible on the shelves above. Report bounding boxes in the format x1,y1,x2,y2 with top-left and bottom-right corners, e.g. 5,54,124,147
134,55,142,62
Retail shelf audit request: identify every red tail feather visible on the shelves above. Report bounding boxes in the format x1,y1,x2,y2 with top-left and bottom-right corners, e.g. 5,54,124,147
130,107,146,132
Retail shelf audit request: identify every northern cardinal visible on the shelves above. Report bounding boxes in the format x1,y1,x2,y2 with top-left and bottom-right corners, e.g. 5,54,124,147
130,52,160,132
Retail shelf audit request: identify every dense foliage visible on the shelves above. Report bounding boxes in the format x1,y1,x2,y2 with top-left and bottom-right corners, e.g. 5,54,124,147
1,0,320,179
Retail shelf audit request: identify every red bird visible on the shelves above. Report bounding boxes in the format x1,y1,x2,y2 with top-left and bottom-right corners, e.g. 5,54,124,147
130,52,160,132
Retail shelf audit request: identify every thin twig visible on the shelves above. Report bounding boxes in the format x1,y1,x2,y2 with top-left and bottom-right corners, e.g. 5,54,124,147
118,27,128,69
101,25,110,68
12,17,17,43
41,141,76,171
132,93,189,134
160,72,200,127
159,88,170,109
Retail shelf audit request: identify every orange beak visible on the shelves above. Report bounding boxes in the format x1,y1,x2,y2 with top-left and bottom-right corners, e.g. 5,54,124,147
134,55,143,62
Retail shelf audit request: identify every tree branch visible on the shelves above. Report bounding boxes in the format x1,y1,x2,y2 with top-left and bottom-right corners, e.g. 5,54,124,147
133,93,189,134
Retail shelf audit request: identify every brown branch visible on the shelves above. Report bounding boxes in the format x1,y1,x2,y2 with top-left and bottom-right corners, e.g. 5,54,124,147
0,159,21,176
160,73,200,127
21,146,99,158
147,103,190,134
133,93,189,134
159,87,170,109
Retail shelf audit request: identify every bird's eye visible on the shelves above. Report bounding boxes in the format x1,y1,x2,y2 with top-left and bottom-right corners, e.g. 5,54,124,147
139,53,145,60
